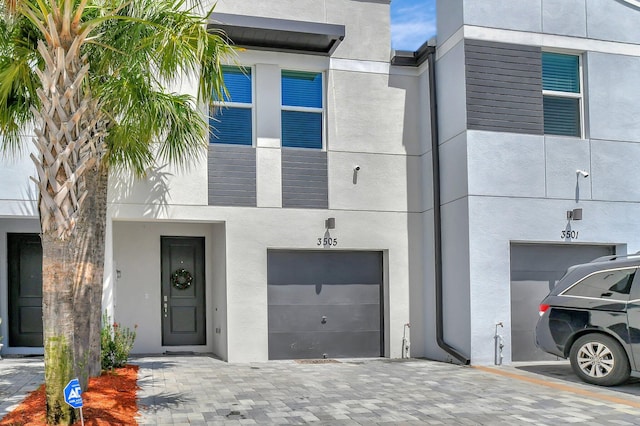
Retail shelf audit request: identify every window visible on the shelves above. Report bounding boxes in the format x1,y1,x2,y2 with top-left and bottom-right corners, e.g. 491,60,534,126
563,268,636,300
210,66,252,145
542,52,582,137
281,71,323,149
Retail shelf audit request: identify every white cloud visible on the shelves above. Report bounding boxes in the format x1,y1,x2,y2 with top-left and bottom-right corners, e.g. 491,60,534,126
391,0,436,51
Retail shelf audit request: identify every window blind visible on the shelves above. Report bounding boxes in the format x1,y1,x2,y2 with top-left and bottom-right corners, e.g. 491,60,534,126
282,71,322,108
217,66,252,103
282,111,322,149
210,107,252,145
543,96,580,137
542,53,579,93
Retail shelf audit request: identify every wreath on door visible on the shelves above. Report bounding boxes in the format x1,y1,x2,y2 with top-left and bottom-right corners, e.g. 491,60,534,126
171,268,193,290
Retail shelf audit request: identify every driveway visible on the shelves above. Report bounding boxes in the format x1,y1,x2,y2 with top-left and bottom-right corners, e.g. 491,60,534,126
134,356,640,425
3,356,640,425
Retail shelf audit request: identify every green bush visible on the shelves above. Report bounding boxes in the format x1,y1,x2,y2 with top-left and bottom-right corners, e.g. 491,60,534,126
101,312,137,370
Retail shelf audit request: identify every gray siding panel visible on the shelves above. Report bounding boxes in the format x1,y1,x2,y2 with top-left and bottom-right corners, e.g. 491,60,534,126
208,145,256,206
282,149,328,209
465,39,544,135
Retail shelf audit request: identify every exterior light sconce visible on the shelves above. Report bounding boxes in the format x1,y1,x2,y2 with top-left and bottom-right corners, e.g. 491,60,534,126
576,169,589,178
325,217,336,229
567,208,583,221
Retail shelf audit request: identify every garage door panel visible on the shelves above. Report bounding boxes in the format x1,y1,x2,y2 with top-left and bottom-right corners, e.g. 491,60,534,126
268,251,382,285
267,250,383,359
269,331,382,360
268,304,381,333
510,244,615,362
268,283,381,305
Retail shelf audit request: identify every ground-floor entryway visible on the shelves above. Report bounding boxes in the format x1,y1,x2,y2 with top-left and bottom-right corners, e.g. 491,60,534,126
509,243,615,361
7,233,43,348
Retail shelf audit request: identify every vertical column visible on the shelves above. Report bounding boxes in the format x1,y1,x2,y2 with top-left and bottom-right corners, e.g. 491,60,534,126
255,63,282,208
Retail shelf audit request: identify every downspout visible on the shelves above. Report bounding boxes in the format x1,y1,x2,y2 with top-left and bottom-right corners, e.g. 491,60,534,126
427,46,470,365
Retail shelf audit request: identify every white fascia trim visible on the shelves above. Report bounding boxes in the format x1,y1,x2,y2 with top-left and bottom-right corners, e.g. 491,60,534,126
463,26,640,57
436,26,464,60
621,0,640,8
330,58,390,75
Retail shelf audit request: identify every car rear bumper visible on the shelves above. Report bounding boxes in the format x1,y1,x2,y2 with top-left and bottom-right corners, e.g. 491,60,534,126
535,313,565,358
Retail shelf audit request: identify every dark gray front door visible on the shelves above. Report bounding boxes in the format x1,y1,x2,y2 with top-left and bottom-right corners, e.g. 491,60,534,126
8,233,43,347
161,236,206,346
268,250,383,360
510,243,615,361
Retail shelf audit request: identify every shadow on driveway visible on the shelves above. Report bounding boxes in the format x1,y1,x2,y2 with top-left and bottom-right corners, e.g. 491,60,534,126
512,361,640,397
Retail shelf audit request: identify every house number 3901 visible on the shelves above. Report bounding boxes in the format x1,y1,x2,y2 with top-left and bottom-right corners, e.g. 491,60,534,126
317,237,338,247
561,230,579,239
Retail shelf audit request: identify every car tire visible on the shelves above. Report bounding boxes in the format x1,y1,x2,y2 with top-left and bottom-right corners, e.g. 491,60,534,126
569,333,630,386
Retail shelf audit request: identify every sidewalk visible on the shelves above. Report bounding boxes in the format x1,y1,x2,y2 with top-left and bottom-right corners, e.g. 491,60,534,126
3,355,640,424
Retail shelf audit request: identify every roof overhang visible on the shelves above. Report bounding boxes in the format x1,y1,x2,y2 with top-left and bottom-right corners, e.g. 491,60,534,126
391,41,434,67
209,13,345,56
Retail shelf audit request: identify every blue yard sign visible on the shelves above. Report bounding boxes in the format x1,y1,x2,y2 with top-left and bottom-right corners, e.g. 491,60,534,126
63,378,83,409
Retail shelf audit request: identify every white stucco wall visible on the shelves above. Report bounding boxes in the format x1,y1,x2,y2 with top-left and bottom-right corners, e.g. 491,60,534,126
432,0,640,366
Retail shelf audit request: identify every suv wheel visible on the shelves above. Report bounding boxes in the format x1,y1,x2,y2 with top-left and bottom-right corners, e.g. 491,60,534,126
569,334,630,386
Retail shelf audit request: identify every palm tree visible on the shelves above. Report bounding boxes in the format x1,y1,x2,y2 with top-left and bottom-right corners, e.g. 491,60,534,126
0,0,233,423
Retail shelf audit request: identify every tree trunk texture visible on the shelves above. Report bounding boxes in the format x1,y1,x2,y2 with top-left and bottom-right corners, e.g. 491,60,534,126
30,19,106,424
73,165,108,380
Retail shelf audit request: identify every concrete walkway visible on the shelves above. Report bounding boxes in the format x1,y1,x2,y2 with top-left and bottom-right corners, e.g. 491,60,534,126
3,355,640,424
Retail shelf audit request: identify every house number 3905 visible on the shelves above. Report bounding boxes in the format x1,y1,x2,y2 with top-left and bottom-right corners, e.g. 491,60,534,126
317,237,338,246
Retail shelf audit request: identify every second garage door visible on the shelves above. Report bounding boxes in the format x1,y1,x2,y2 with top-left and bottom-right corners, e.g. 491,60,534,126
510,243,615,361
267,250,383,360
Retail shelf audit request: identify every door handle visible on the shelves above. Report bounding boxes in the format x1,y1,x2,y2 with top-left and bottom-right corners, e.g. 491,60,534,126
163,302,168,318
321,316,327,324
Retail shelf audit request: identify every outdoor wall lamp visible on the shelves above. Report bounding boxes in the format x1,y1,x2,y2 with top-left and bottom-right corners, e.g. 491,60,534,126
325,218,336,229
567,208,583,221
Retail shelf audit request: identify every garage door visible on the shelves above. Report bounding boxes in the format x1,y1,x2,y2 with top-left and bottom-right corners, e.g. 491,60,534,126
510,244,615,361
268,250,383,360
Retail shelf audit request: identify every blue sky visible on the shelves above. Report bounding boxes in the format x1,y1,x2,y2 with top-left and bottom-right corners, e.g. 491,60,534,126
390,0,436,51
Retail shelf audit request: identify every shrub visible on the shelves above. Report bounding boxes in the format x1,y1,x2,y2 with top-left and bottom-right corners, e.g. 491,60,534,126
101,312,137,370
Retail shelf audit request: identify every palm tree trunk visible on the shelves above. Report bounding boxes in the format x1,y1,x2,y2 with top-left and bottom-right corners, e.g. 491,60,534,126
73,165,108,380
31,32,105,422
42,234,79,425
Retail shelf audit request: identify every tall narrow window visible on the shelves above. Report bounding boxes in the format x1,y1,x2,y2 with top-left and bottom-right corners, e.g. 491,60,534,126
281,71,323,149
542,52,582,137
210,66,253,145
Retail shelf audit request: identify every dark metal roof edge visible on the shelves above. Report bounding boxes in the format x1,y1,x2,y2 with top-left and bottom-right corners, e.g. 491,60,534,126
391,39,435,67
209,13,345,56
210,13,345,38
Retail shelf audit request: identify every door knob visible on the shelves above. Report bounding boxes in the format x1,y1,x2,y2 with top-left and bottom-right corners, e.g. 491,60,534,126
321,316,327,324
163,303,168,318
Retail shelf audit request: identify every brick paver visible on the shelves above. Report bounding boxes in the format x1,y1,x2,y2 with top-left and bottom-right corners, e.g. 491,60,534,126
3,355,640,424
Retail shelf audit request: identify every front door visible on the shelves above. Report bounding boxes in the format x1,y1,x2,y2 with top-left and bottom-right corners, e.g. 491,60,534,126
8,233,43,347
161,236,206,346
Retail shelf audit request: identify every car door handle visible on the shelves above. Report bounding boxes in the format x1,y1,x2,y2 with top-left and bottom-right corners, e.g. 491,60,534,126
601,292,613,297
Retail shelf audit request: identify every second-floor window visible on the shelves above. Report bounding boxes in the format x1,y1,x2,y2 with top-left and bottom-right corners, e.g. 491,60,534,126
542,52,582,138
281,70,323,149
211,66,253,145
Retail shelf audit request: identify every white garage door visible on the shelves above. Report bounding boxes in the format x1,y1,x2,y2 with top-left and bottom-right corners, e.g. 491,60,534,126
510,243,615,361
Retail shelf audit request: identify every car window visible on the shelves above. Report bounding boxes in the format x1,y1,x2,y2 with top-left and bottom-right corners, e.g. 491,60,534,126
563,267,636,300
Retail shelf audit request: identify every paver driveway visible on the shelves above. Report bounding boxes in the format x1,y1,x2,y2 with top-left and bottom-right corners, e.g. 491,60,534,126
134,356,640,425
3,355,640,424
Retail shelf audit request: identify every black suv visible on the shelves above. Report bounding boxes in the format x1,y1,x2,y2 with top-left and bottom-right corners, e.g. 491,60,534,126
535,254,640,386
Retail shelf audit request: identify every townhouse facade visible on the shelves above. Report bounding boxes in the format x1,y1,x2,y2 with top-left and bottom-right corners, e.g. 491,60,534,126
1,0,640,366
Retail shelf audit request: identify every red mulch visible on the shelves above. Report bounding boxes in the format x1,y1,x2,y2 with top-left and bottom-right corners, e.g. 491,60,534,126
0,365,139,426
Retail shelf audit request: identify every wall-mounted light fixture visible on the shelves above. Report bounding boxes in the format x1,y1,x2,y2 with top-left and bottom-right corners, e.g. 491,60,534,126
576,169,589,178
325,217,336,229
567,208,583,221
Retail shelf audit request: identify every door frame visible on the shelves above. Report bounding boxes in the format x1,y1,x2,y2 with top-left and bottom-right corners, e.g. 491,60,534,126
160,236,206,346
